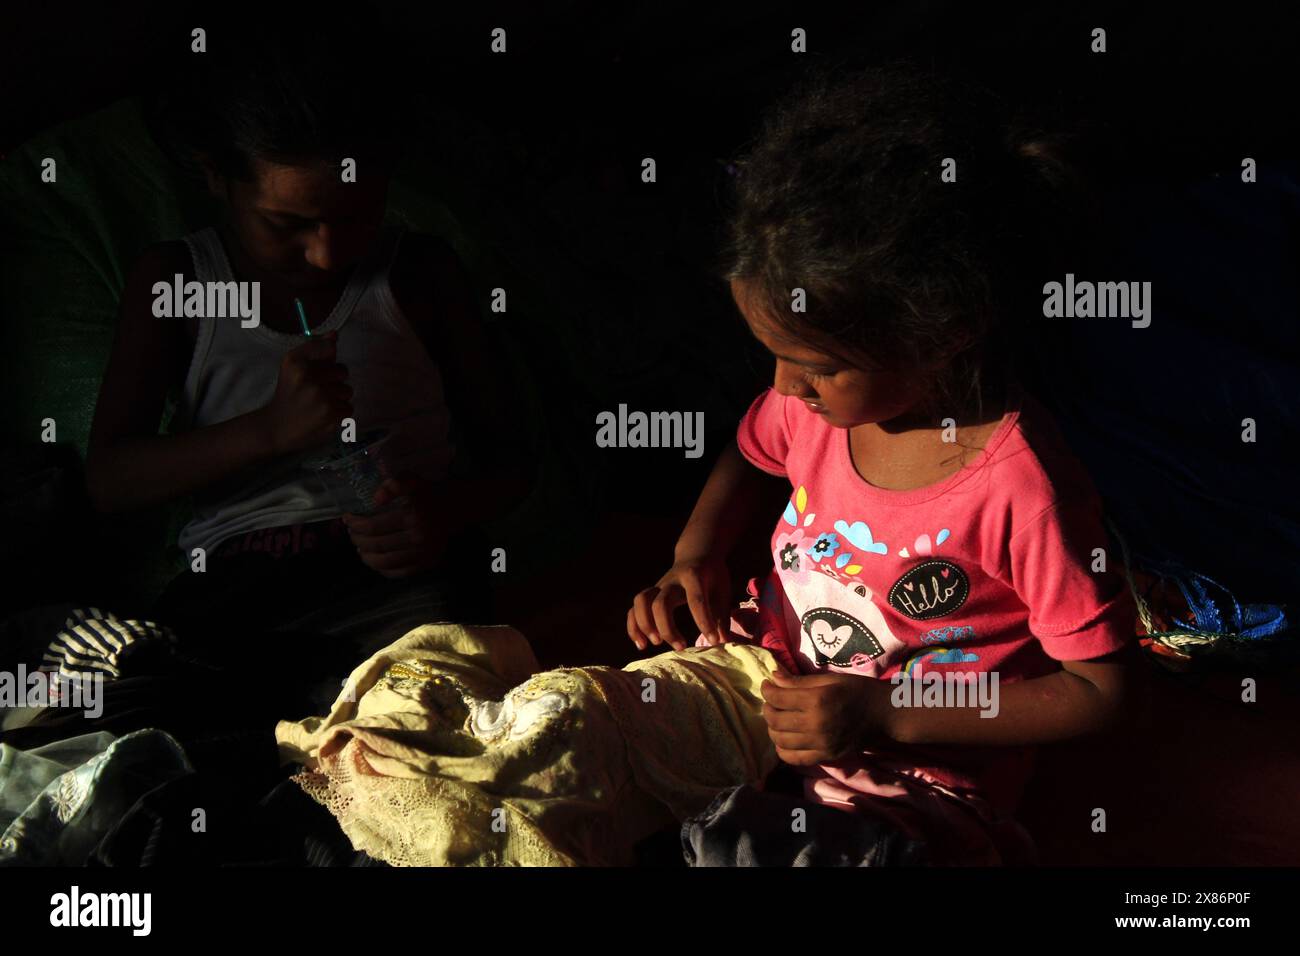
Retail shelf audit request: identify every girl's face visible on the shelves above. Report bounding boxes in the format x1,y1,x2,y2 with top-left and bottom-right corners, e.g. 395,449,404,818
208,156,389,290
730,278,932,429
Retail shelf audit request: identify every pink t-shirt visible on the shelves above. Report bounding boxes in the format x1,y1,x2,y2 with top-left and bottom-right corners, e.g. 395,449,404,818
730,385,1134,829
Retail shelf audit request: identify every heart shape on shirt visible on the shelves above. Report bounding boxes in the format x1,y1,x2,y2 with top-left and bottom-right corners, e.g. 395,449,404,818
833,520,888,555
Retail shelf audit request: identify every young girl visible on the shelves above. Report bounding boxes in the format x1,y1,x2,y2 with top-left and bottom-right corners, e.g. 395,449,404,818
85,23,527,646
627,64,1135,864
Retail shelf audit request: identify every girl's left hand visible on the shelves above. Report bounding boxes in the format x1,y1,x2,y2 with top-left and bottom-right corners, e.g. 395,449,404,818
759,670,896,766
343,474,447,578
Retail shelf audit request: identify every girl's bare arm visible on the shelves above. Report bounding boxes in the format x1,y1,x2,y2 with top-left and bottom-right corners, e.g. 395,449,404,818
673,438,786,561
888,649,1135,746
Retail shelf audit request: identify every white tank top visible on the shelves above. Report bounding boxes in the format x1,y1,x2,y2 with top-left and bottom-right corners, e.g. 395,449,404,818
173,226,454,556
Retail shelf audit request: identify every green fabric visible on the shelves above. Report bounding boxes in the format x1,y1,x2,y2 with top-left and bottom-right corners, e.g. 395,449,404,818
0,98,569,606
0,729,192,866
0,100,208,602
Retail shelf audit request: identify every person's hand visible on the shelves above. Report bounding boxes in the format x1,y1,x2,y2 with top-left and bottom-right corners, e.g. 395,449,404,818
759,670,895,766
627,552,731,652
343,474,446,578
261,331,353,456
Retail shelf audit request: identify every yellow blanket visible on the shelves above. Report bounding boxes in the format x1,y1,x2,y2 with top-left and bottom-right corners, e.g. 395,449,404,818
275,623,780,866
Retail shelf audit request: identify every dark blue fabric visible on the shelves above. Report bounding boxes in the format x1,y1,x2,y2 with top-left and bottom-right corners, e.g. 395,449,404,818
681,784,930,867
1029,163,1300,639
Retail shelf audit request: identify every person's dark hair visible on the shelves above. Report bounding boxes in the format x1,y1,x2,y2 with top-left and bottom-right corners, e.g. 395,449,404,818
146,19,408,181
721,60,1089,417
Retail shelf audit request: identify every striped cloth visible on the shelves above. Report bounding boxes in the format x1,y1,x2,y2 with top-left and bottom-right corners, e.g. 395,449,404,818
39,608,177,681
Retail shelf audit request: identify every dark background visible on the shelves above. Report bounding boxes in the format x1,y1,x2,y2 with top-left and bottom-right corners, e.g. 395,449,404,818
3,1,1300,869
8,2,1298,163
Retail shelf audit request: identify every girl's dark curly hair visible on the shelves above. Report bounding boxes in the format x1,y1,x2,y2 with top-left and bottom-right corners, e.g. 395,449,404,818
722,61,1087,416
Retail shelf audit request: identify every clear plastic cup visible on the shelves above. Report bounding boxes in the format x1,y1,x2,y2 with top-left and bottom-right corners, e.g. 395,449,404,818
302,427,396,516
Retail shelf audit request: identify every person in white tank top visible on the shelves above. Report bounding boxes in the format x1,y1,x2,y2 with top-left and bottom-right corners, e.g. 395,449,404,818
86,25,531,643
173,222,456,559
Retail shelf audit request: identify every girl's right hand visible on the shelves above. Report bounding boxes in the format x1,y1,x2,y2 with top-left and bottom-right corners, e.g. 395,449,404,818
628,552,732,652
261,331,354,456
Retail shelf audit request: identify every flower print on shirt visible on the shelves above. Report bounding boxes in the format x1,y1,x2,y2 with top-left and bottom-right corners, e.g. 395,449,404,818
806,532,841,563
775,529,810,582
771,486,906,673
